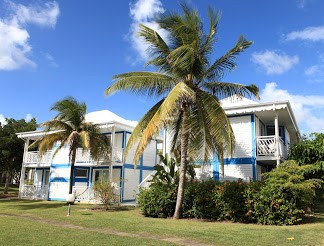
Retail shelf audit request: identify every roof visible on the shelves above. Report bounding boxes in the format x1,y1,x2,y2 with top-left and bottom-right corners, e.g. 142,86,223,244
85,110,137,127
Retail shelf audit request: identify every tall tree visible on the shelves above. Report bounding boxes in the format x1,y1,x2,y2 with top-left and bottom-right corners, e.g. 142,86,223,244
106,5,259,219
0,118,37,194
33,97,111,195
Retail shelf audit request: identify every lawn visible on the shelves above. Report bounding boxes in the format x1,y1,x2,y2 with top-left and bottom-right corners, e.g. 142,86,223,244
0,200,323,246
0,184,19,198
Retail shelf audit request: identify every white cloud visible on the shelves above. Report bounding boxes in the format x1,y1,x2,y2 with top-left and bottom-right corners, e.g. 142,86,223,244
296,0,312,9
0,1,59,71
127,0,167,63
260,82,324,133
43,52,58,67
286,26,324,41
25,113,33,122
251,50,299,75
0,114,6,125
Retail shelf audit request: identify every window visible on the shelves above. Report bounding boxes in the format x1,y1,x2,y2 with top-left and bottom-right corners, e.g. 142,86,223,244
93,169,109,183
75,168,88,178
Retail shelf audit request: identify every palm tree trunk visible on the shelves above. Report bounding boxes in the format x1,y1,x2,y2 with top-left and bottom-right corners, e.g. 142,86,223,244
173,112,189,219
69,148,77,194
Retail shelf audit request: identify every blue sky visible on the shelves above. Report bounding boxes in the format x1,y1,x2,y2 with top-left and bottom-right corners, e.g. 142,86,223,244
1,0,324,134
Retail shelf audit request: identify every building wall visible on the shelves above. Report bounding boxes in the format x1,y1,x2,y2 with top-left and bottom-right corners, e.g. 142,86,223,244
213,115,255,181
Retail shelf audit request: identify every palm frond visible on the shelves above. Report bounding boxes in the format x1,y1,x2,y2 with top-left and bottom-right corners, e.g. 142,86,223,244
124,99,164,161
203,82,260,100
132,82,195,164
106,72,177,98
202,35,252,82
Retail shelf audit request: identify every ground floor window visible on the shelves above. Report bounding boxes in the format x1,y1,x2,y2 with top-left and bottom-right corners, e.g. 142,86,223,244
93,169,109,183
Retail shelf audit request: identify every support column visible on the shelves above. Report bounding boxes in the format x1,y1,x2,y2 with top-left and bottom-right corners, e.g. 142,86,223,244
274,113,280,166
109,126,115,183
19,138,29,198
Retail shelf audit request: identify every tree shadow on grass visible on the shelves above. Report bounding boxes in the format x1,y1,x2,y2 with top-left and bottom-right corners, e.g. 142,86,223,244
301,204,324,224
0,199,65,210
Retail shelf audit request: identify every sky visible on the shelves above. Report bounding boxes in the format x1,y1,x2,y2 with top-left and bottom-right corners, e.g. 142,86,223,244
1,0,324,134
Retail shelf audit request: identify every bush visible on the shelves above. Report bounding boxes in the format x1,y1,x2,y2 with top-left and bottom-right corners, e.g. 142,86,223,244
137,183,177,218
93,182,118,210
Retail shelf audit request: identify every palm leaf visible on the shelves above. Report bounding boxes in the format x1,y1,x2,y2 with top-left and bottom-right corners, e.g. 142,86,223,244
106,72,177,98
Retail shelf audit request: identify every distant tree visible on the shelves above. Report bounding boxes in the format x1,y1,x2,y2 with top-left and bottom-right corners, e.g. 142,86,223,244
289,133,324,165
32,97,111,195
0,118,37,194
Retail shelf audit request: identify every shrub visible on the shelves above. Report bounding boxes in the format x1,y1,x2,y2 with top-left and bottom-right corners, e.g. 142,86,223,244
93,182,118,210
137,183,177,218
137,162,323,225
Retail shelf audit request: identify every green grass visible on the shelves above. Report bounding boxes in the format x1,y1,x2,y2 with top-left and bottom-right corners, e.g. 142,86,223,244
0,184,19,198
0,200,324,246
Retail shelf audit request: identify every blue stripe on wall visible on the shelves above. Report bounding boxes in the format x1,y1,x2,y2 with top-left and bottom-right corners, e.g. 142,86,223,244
51,164,71,168
50,177,69,182
251,114,257,180
124,163,154,171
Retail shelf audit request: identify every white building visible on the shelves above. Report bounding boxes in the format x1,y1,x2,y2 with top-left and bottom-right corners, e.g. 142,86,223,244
17,110,162,203
165,96,300,181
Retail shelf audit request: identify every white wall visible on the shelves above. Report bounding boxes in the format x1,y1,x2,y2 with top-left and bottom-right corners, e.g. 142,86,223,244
227,115,253,159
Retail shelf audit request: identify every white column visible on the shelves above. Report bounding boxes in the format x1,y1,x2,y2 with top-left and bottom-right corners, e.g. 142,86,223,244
18,138,29,198
274,113,280,166
109,126,115,183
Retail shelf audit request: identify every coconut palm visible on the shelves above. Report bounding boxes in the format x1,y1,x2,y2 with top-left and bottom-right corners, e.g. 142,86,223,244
32,97,111,195
105,5,259,219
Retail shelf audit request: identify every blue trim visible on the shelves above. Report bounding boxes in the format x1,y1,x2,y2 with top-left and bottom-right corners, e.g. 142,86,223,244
124,164,135,169
223,157,255,165
50,177,69,182
122,199,136,203
122,131,125,148
251,114,257,180
51,164,71,168
124,163,154,171
73,167,90,186
48,198,67,201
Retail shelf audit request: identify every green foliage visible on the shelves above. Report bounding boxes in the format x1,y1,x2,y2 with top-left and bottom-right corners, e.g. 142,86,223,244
137,183,177,218
93,182,118,210
289,133,324,165
138,162,323,225
33,97,111,194
150,153,195,185
0,118,37,193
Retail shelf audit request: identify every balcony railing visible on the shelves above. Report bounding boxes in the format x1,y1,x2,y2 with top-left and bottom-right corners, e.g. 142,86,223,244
25,151,51,165
256,136,287,159
24,147,123,165
75,147,123,164
20,185,49,200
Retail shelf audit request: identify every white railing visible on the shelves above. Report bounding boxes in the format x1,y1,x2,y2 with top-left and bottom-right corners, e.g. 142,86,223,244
256,136,287,159
73,186,121,203
75,147,123,164
20,185,49,200
25,151,51,165
257,136,276,156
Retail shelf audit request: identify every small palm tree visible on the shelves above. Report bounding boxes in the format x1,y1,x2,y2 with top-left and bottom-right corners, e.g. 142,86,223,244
106,5,259,219
33,97,111,195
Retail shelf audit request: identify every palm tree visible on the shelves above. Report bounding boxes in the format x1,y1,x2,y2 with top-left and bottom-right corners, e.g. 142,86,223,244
105,5,259,219
32,97,111,195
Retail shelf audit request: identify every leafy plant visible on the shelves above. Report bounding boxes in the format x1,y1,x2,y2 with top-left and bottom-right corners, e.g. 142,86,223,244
93,181,118,210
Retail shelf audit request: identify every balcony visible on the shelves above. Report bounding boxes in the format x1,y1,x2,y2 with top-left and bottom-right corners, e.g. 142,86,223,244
25,151,52,166
24,147,123,166
256,136,288,161
75,147,123,164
